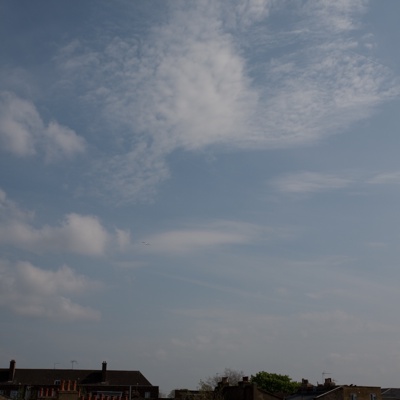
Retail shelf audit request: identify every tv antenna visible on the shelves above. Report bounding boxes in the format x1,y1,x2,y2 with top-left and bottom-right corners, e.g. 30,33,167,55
71,360,78,369
322,371,331,381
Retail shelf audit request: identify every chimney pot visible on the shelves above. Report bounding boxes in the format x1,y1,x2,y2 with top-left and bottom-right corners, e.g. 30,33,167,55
102,362,107,382
9,360,16,382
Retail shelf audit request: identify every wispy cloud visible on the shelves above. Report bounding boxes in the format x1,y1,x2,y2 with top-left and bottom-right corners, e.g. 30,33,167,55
50,1,399,202
170,307,288,352
300,0,368,34
272,169,400,196
272,171,352,194
144,220,271,254
367,171,400,185
298,309,398,335
0,91,85,161
0,260,101,321
94,145,171,204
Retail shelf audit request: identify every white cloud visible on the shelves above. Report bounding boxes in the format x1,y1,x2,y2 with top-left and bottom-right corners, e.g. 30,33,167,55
44,121,86,161
273,169,400,195
0,260,101,321
0,91,85,160
0,188,34,221
0,188,124,256
0,92,39,156
53,1,399,202
149,230,246,254
272,171,352,194
0,213,109,256
144,220,272,254
367,171,400,184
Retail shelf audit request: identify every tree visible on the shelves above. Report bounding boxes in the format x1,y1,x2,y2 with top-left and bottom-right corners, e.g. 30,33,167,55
250,371,300,394
198,368,244,391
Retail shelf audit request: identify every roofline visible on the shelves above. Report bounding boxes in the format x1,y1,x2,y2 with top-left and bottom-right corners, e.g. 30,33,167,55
314,386,342,399
1,369,142,372
256,387,283,400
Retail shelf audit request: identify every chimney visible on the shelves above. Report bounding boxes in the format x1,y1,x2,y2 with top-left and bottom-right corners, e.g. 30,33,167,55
8,360,16,381
218,377,229,388
102,361,107,382
239,377,250,386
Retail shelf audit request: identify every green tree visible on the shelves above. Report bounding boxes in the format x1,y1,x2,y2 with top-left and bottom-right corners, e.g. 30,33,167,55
251,371,300,394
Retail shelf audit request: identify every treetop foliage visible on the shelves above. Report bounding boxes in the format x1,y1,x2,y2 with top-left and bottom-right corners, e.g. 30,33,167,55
197,369,299,396
250,371,300,394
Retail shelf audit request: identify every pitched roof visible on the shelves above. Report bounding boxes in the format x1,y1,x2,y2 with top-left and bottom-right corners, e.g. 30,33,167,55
382,389,400,400
0,368,153,387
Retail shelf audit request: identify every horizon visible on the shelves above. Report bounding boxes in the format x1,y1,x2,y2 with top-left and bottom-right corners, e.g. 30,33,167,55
2,0,400,395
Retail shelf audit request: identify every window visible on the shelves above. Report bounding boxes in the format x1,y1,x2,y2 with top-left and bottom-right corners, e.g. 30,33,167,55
145,392,151,398
370,394,377,400
54,380,61,385
351,394,357,400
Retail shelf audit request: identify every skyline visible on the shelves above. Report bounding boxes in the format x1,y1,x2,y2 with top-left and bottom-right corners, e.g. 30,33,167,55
2,0,400,394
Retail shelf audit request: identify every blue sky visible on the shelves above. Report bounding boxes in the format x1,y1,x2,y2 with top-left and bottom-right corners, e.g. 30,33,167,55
2,0,400,394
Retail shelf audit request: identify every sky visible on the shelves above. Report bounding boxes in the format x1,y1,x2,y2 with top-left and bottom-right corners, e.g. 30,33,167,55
1,0,400,395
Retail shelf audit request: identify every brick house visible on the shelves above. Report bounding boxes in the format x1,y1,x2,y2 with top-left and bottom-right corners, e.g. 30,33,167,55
174,377,283,400
217,377,283,400
287,379,381,400
313,385,381,400
0,360,159,400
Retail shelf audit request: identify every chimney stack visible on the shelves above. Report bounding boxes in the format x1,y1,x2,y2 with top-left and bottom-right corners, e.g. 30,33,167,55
239,377,250,387
8,360,16,382
102,361,107,382
217,377,229,389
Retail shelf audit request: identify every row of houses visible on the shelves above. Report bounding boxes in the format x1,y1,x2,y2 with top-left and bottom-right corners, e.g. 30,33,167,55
174,377,383,400
0,360,158,400
1,360,400,400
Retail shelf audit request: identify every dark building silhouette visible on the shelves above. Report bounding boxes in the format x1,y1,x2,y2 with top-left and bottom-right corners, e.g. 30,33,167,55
0,360,158,400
